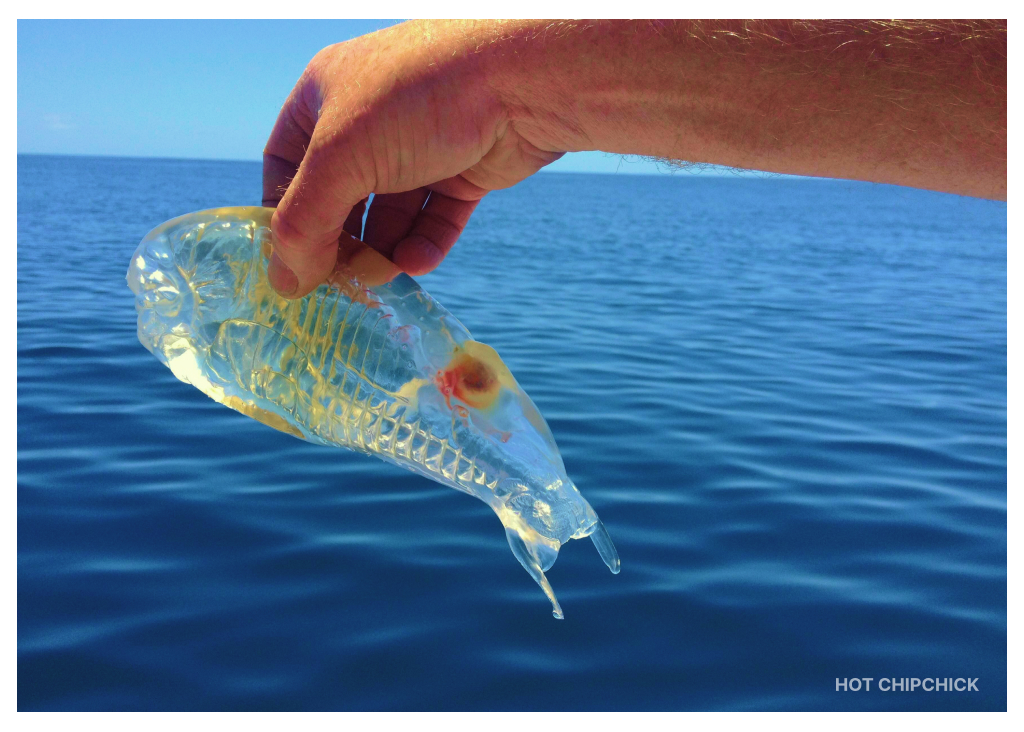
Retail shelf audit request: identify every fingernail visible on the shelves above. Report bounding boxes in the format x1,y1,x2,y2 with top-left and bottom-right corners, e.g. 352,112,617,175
268,252,299,297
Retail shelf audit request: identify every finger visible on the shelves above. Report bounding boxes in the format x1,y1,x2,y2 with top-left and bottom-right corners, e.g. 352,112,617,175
270,121,373,299
426,174,490,201
263,153,299,208
262,95,316,207
333,231,402,288
263,88,332,298
391,192,481,276
343,197,369,238
362,189,431,258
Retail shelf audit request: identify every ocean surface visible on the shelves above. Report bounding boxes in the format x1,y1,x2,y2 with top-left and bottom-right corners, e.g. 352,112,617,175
17,154,1006,711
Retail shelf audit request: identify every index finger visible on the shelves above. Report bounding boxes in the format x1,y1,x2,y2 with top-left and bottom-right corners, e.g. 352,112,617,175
264,92,362,297
263,152,298,208
262,96,315,207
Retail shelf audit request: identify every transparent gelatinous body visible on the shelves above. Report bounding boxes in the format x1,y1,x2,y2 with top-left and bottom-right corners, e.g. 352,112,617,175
127,207,619,618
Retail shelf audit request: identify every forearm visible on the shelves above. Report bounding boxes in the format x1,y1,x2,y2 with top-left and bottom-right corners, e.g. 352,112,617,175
263,19,1005,295
473,20,1006,199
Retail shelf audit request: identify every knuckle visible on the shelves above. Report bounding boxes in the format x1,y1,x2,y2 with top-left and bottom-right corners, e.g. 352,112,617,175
310,42,343,69
420,209,462,233
272,207,344,263
270,209,313,251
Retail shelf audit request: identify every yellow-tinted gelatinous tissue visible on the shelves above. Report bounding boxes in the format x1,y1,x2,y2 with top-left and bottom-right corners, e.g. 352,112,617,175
127,207,619,618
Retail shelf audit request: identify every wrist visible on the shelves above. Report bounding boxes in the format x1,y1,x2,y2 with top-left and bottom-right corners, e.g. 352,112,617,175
471,20,597,154
475,20,690,157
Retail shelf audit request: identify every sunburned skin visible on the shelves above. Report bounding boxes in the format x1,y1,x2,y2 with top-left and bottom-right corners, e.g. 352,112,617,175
127,206,619,618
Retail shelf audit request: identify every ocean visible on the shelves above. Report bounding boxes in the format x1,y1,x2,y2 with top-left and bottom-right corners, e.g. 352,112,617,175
17,154,1007,710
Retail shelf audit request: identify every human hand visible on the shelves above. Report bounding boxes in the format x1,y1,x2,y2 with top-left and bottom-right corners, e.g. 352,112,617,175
262,20,565,298
265,19,1005,301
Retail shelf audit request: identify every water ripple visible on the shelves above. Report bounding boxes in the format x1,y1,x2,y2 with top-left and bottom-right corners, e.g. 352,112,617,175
18,155,1005,710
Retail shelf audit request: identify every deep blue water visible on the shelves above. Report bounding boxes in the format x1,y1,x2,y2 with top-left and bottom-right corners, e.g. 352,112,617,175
18,154,1006,710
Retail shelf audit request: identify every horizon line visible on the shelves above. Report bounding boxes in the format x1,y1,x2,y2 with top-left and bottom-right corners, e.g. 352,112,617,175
16,150,791,180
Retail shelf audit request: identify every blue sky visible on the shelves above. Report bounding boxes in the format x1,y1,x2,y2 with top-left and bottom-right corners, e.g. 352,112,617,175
17,19,726,176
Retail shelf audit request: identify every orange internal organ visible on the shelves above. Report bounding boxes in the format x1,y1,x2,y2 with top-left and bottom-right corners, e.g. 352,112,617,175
436,344,505,411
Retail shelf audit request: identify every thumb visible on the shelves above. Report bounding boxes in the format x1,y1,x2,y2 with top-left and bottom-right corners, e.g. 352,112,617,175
268,127,372,299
